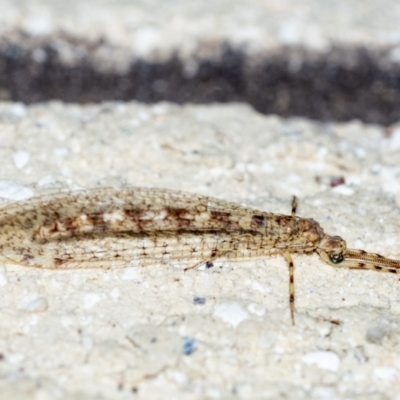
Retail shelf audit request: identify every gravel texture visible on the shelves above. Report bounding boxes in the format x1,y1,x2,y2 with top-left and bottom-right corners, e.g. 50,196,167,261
2,0,400,54
1,0,400,399
0,101,399,399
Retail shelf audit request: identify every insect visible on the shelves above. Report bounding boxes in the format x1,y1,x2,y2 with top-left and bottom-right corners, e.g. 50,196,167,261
0,187,399,324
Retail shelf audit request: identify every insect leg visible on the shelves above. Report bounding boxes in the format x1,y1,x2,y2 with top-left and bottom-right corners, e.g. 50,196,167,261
183,235,239,271
283,250,295,325
291,196,298,217
288,195,298,323
184,255,221,271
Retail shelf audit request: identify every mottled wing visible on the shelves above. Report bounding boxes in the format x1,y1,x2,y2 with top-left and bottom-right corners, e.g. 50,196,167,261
0,187,277,268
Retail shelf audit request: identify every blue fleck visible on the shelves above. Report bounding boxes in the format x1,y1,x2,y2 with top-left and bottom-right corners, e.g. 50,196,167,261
182,337,197,355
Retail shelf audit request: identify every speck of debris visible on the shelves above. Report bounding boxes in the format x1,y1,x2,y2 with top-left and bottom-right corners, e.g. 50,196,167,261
206,261,214,268
182,337,197,355
330,176,345,187
366,325,388,344
193,296,206,305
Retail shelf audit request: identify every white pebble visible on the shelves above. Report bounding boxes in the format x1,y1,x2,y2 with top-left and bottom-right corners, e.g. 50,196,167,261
387,126,400,151
84,293,102,309
110,288,120,299
37,175,56,186
332,185,354,196
121,266,141,280
12,150,30,169
0,272,8,286
8,353,25,364
213,303,249,328
9,103,27,117
374,366,397,381
302,350,340,372
0,181,34,201
247,302,266,316
24,297,49,312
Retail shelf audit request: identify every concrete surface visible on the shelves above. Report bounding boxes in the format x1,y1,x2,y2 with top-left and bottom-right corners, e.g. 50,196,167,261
1,0,400,399
2,0,400,56
1,1,400,124
0,101,399,399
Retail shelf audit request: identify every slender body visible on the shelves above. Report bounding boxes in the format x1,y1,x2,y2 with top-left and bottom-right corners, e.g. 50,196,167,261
0,187,399,323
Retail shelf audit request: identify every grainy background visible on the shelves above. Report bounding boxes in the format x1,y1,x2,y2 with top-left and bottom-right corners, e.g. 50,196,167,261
0,1,400,400
1,102,400,400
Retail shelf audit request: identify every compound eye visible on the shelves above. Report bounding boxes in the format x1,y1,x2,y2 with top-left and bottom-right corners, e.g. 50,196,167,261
329,252,344,264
